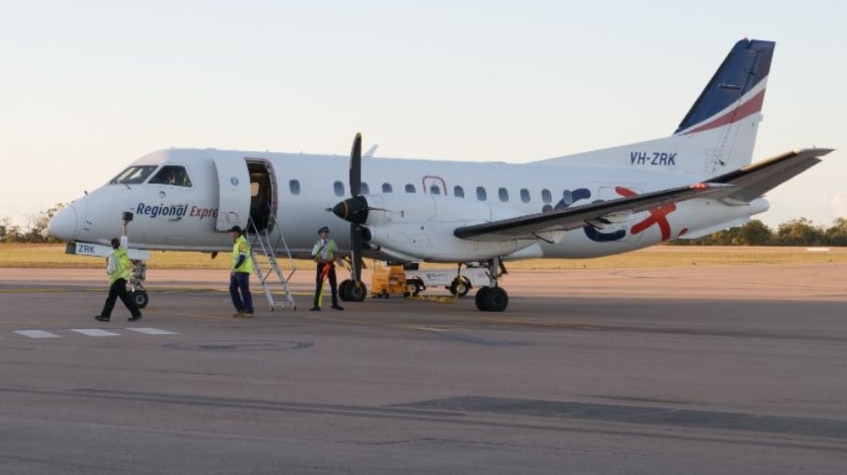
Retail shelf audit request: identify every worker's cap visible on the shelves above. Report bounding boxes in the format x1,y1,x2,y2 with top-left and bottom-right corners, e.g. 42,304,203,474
228,225,242,233
317,226,330,234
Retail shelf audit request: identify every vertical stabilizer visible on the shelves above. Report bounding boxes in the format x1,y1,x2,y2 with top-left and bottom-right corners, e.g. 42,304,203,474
675,39,774,135
532,39,777,178
673,39,775,174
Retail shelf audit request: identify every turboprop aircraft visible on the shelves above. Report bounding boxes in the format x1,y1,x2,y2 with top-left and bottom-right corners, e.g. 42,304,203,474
47,38,833,311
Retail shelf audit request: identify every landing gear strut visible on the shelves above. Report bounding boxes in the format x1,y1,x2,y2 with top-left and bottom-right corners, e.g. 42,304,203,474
474,257,508,312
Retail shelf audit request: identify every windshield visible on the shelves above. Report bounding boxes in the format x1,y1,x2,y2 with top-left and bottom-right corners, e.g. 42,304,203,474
148,165,192,187
110,166,157,185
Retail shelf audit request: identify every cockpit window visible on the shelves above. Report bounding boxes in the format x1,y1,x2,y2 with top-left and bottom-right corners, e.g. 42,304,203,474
149,165,192,187
110,165,157,185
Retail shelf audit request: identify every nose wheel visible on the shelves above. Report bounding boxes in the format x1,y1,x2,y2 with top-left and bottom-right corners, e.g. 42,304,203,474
131,290,149,309
129,259,148,308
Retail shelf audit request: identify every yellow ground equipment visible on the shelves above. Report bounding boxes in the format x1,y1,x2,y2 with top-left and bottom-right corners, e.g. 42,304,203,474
370,263,407,298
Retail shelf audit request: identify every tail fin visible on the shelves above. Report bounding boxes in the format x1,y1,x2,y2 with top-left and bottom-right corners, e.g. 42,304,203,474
675,39,774,135
534,39,776,177
673,39,775,174
674,39,776,176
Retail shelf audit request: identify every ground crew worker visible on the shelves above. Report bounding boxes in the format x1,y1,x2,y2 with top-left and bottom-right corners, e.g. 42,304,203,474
310,226,343,311
229,225,254,317
95,215,142,322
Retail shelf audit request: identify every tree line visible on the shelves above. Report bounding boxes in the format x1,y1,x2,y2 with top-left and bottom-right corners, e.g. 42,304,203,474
2,203,846,246
671,217,847,246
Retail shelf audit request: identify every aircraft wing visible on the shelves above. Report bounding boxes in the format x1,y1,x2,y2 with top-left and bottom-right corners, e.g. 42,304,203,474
706,148,833,202
453,182,733,241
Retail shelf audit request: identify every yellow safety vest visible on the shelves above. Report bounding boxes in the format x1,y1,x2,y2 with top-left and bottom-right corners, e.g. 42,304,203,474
312,238,337,263
109,247,130,284
232,235,254,273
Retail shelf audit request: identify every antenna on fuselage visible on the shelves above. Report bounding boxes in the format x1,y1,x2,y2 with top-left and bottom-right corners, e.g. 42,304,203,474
363,144,378,158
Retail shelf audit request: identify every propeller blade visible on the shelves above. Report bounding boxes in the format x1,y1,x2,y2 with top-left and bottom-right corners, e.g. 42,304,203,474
350,222,363,283
348,133,364,286
350,133,362,197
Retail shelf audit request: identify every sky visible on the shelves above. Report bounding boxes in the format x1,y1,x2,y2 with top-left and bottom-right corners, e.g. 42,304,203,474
1,0,844,230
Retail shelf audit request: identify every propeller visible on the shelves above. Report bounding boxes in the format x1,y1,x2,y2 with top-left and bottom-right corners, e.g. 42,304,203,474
348,133,365,287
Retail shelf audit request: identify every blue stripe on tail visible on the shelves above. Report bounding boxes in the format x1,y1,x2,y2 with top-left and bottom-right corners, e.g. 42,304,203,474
674,39,775,135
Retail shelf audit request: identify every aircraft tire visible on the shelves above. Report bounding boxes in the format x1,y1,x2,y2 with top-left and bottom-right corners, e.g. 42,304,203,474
483,287,508,312
348,281,367,302
339,279,353,301
475,287,490,311
132,290,149,309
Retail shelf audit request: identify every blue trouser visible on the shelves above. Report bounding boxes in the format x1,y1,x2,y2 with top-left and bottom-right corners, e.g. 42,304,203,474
229,271,254,313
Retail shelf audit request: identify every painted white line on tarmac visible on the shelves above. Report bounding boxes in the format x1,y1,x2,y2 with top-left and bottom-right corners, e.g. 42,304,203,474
15,330,61,339
70,329,121,337
127,327,178,335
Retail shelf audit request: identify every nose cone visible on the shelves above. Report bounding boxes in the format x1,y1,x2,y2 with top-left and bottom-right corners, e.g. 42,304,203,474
47,205,79,242
332,196,369,224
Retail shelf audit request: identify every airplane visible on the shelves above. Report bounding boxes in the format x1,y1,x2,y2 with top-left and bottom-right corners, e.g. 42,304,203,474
47,38,833,312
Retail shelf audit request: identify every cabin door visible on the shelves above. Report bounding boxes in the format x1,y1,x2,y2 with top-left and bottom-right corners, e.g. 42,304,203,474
212,154,251,232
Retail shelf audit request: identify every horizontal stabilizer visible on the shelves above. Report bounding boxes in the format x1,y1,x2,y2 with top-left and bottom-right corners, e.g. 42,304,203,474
708,148,833,202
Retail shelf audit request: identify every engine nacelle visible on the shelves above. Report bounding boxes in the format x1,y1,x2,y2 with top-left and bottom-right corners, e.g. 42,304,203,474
335,194,537,262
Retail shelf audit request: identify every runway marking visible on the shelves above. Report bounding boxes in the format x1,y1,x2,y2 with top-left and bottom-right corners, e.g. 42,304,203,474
14,330,61,339
9,327,179,338
70,329,121,337
127,327,179,335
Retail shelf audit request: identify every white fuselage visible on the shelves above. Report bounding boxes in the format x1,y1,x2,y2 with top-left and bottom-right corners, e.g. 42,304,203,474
48,148,767,263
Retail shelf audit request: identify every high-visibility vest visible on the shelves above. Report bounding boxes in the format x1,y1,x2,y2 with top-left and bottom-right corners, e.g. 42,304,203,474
312,238,336,262
232,235,254,273
109,247,130,284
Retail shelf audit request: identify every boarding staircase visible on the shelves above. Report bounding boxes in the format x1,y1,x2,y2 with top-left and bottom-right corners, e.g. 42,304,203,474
247,210,297,311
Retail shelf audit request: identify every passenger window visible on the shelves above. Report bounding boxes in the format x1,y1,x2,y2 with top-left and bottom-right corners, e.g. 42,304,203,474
498,187,509,202
382,183,393,193
541,189,552,204
520,188,530,203
476,186,487,201
361,182,370,194
405,184,416,193
430,185,441,195
111,165,157,185
289,179,301,195
149,165,192,187
454,186,464,198
334,181,345,197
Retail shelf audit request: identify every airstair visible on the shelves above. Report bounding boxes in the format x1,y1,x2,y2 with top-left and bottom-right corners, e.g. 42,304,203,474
247,213,297,311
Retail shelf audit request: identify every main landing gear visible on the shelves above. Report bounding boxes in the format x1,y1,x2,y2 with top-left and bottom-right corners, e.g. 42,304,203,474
339,278,367,302
474,257,509,312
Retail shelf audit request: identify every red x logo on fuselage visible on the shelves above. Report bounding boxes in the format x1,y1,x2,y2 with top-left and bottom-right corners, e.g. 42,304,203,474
615,186,679,241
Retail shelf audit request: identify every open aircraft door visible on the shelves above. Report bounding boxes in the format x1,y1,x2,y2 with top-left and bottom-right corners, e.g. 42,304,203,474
212,154,251,232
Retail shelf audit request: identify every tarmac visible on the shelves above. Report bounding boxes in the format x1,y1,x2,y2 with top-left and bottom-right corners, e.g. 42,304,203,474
1,264,846,474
